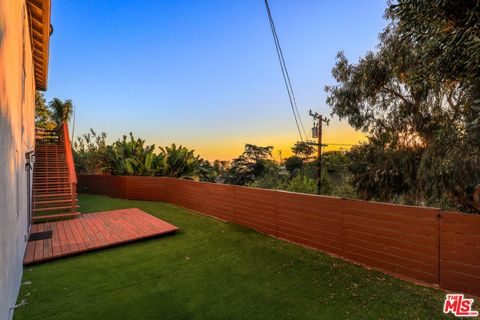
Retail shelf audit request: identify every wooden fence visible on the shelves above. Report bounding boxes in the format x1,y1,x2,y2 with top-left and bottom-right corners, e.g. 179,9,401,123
78,175,480,296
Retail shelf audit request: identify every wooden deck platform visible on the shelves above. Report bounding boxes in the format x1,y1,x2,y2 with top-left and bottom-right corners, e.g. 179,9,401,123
24,208,178,265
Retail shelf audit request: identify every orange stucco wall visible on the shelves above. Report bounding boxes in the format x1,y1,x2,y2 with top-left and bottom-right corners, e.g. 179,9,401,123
0,1,36,319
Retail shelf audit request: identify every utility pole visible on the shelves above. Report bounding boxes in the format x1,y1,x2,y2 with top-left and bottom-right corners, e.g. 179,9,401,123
309,110,329,193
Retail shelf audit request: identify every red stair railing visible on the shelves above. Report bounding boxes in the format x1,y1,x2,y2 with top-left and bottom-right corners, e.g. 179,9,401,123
59,122,77,212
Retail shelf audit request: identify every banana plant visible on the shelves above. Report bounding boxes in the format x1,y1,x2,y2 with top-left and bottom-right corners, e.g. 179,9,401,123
157,143,202,180
106,133,158,176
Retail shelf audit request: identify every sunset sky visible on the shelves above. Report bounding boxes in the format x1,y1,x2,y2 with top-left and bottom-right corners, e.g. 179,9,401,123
45,0,387,161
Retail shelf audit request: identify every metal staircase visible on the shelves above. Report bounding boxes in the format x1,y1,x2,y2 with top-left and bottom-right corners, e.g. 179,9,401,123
32,123,80,221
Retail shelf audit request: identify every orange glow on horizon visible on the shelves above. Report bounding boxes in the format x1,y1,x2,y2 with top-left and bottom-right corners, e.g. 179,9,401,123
153,124,367,162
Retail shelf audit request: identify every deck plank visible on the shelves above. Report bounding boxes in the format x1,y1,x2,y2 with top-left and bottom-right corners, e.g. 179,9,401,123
105,210,137,241
51,221,62,256
71,218,93,249
64,219,85,252
83,215,109,247
43,223,53,259
57,220,71,255
25,241,36,263
33,224,44,262
78,218,97,249
24,208,178,264
101,212,127,242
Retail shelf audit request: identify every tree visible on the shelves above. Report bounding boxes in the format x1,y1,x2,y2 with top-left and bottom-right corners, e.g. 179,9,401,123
325,14,480,211
388,0,480,133
322,151,353,197
284,156,303,176
388,0,480,86
248,165,288,190
35,91,55,129
212,160,230,182
106,133,157,176
291,141,315,160
281,175,318,195
198,159,216,182
326,26,471,143
73,129,108,174
158,143,203,180
347,136,422,202
49,98,74,126
225,144,276,185
388,0,480,210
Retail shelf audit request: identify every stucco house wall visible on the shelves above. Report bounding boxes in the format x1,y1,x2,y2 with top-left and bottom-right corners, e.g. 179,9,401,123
0,1,37,319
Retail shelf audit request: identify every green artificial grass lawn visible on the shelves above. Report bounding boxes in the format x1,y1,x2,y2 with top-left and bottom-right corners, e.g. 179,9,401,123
14,194,451,320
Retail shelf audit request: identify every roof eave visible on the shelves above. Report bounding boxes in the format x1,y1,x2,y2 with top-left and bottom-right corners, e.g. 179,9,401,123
26,0,51,91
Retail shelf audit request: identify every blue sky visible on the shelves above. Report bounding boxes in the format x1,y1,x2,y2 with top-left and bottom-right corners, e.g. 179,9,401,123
45,0,388,160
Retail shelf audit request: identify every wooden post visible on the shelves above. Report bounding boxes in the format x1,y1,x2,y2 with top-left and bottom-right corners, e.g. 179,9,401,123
309,110,328,194
317,119,322,193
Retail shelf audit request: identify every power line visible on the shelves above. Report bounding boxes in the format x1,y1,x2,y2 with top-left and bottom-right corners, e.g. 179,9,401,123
264,0,307,142
265,2,307,140
323,143,356,146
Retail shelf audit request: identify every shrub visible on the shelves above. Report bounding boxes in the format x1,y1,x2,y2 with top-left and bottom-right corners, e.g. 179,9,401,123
280,175,318,194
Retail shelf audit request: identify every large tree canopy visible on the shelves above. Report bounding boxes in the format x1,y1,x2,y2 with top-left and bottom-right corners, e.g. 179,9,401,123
326,25,472,145
325,2,480,212
389,0,480,85
225,144,275,185
388,0,480,133
35,91,55,130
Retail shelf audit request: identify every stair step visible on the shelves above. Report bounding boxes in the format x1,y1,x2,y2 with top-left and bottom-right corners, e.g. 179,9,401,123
35,145,62,148
34,172,68,175
32,212,81,221
34,165,67,169
34,175,69,178
34,183,70,185
34,190,72,195
35,151,64,153
33,177,69,180
34,192,72,196
34,166,68,168
33,192,72,198
34,184,71,188
34,198,78,206
34,181,70,184
33,205,79,212
33,186,71,191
